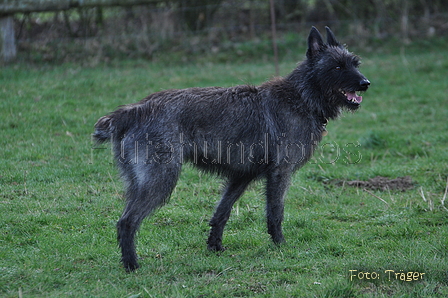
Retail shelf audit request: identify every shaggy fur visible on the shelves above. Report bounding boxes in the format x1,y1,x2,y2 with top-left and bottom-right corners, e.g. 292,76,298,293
93,26,370,271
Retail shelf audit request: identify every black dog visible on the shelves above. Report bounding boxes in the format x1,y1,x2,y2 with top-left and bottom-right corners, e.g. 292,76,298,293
93,26,370,271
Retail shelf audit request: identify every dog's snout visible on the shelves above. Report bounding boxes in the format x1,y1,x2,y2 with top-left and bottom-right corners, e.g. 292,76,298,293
360,79,370,88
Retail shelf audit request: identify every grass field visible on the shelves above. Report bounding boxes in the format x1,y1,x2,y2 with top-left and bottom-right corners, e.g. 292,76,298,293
1,41,448,297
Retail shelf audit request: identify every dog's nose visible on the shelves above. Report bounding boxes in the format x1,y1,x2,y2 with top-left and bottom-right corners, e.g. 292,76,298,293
360,79,370,88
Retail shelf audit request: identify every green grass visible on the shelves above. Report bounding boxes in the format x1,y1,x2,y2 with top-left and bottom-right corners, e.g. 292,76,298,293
1,44,448,297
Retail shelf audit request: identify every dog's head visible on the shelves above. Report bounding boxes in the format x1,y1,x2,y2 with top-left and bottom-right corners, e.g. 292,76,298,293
307,26,370,111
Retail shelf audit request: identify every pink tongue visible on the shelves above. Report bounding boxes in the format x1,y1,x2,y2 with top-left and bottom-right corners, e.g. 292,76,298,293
347,92,362,103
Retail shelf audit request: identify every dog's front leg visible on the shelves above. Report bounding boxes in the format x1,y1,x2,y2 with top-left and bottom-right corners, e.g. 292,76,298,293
207,177,252,251
265,169,292,244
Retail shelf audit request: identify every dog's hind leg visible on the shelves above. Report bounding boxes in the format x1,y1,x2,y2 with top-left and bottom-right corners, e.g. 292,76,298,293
265,169,291,245
207,177,252,251
117,163,181,272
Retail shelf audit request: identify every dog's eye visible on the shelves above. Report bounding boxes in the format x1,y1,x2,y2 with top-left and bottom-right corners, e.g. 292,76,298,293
335,66,341,70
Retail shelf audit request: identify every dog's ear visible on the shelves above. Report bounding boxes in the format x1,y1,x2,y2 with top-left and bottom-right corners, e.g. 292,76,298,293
307,26,325,59
325,26,339,46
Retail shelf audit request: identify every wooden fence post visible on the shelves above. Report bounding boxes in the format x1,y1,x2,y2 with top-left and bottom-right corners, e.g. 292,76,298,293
0,15,16,62
269,0,279,76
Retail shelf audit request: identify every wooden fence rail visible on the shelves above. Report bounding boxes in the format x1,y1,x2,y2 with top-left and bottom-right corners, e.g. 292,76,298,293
0,0,160,13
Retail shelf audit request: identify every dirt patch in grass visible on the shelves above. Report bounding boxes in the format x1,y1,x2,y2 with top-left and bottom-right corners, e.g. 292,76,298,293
336,176,414,192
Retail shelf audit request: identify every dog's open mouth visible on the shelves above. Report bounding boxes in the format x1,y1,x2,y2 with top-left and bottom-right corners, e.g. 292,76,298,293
340,90,362,104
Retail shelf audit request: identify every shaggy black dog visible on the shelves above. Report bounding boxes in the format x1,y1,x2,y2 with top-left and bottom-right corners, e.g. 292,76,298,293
93,26,370,271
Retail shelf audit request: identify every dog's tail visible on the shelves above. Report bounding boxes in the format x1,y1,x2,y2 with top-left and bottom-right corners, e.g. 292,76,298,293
93,106,138,143
93,97,156,144
92,115,115,143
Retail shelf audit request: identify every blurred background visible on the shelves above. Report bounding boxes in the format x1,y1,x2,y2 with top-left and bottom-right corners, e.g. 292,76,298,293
1,0,448,64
